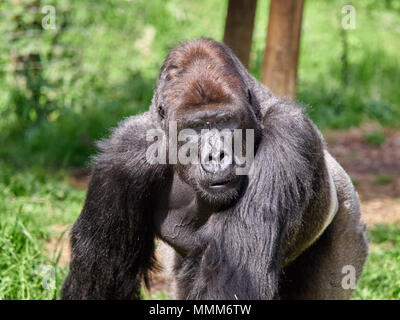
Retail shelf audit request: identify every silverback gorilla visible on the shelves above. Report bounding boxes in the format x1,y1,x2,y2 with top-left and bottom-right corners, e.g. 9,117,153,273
61,38,368,300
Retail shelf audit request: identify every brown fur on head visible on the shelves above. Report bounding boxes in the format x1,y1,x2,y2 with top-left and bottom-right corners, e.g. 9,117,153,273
157,38,248,123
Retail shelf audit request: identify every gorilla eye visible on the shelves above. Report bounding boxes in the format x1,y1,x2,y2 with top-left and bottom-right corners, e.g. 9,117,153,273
158,104,165,119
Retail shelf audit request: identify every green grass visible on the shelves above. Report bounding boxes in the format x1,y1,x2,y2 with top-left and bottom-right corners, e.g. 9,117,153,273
373,175,394,185
143,288,170,300
0,164,399,300
0,164,84,299
353,225,400,300
364,131,387,148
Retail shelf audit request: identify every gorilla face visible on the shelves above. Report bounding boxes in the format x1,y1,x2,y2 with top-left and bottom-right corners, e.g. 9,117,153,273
173,111,245,205
158,71,260,207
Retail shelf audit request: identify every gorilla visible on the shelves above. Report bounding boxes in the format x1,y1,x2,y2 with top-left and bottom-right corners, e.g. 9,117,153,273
61,38,368,300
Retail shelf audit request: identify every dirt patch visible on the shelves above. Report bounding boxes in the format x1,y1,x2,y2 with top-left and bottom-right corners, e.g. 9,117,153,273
361,198,400,226
145,248,172,298
324,123,400,225
44,224,71,267
68,168,91,189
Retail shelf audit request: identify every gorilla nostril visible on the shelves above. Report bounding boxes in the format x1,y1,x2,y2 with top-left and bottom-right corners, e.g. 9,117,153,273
207,153,225,163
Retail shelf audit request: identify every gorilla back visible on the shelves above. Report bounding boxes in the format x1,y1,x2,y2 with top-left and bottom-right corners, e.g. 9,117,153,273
61,38,368,300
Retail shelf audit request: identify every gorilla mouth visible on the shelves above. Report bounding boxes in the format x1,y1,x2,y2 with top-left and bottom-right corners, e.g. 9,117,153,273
208,177,239,190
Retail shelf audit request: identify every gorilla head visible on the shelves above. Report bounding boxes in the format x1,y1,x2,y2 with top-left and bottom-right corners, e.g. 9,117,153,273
61,38,368,300
153,39,261,206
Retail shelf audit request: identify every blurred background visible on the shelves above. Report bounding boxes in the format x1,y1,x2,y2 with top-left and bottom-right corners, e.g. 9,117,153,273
0,0,399,299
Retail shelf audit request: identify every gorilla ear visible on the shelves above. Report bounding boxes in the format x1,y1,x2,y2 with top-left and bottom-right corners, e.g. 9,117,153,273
158,103,166,119
247,89,253,106
247,88,262,121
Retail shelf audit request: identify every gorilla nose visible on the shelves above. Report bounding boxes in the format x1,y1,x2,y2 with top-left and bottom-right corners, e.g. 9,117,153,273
200,129,234,175
201,150,233,174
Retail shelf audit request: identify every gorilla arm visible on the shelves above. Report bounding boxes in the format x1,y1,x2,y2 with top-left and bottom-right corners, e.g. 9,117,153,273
61,112,170,300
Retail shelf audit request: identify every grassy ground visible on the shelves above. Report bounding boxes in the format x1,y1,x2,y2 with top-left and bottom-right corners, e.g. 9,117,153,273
353,225,400,299
0,164,83,299
0,163,399,300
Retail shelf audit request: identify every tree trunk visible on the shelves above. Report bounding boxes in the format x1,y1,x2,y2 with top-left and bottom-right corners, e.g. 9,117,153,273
223,0,258,68
261,0,304,100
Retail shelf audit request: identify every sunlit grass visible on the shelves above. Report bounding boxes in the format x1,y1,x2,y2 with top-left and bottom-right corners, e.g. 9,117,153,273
353,225,400,300
0,164,83,299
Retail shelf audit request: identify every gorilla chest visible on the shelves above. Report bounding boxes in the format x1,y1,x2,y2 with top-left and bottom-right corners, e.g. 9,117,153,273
153,173,215,255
